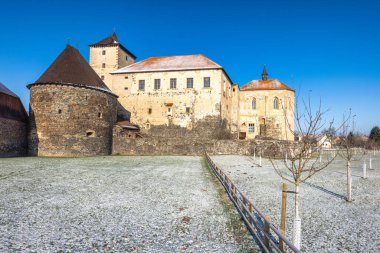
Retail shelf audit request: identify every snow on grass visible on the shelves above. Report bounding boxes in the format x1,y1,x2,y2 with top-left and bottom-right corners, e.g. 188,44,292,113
211,154,380,253
0,156,258,252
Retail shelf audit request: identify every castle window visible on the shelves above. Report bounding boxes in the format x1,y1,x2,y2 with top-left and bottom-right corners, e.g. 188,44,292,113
274,97,279,109
154,79,161,90
139,80,145,91
233,88,236,92
102,63,106,68
102,50,106,55
101,75,105,80
98,112,102,118
186,107,190,114
248,123,255,133
124,76,128,79
126,55,128,61
187,78,193,88
252,98,256,110
86,130,95,137
170,78,177,89
167,107,172,116
58,109,62,114
124,87,128,90
148,108,152,114
204,77,210,88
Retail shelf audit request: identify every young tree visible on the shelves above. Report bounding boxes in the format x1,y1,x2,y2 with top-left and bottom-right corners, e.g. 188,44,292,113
369,126,380,148
337,110,365,202
268,95,340,250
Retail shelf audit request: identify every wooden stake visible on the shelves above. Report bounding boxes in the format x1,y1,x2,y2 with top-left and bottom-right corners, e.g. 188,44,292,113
263,215,271,248
280,183,288,251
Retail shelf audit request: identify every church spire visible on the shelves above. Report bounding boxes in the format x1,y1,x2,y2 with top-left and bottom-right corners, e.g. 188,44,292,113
262,65,268,81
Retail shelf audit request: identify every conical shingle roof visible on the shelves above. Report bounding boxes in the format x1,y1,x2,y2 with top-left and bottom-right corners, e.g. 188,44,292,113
28,45,116,96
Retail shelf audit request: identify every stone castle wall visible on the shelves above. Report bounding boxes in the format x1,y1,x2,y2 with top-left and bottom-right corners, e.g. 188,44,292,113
28,84,117,157
110,69,233,130
0,118,27,157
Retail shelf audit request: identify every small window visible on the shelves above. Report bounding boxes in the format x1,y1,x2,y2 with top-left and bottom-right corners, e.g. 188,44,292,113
186,107,190,114
102,63,106,68
126,55,128,61
101,75,105,80
252,98,256,110
58,109,62,114
170,78,177,89
167,107,172,116
86,130,95,137
148,108,152,114
124,76,128,79
187,78,193,88
204,77,210,88
102,50,106,55
274,97,279,109
98,112,102,118
233,88,236,92
124,87,128,90
248,123,255,133
139,80,145,91
154,79,161,90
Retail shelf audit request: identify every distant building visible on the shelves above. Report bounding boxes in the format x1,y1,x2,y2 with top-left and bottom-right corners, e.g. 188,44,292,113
89,33,295,141
27,45,118,157
0,82,28,157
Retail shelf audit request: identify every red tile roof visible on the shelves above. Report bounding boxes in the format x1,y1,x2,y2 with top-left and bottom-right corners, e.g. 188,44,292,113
112,54,222,74
240,79,294,92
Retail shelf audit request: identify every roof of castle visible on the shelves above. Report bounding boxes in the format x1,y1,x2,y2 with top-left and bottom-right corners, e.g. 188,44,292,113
112,54,223,74
240,79,294,92
28,45,117,96
0,82,18,97
89,32,137,59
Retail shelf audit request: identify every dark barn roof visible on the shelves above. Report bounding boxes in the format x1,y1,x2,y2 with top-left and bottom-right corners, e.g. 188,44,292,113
0,82,18,97
89,32,137,60
0,82,28,122
28,45,117,97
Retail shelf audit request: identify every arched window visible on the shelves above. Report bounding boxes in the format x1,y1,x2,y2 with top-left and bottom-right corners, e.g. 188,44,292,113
274,97,279,109
252,98,256,110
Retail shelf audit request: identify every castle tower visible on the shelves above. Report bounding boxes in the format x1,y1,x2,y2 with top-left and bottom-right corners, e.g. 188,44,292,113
89,32,136,87
27,45,118,157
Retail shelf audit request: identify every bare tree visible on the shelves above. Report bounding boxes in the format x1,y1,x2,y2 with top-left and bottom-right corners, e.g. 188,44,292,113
268,94,341,250
338,111,365,202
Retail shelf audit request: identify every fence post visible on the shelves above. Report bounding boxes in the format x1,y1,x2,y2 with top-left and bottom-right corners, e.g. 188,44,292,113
249,203,254,224
259,155,262,166
280,183,288,251
363,161,367,179
369,157,373,170
263,216,271,248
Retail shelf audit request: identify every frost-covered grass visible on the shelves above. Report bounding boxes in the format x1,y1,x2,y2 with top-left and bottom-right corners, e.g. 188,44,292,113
0,156,258,252
211,153,380,253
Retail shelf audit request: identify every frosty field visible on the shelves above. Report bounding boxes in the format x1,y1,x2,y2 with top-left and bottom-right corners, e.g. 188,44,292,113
0,156,258,252
211,153,380,253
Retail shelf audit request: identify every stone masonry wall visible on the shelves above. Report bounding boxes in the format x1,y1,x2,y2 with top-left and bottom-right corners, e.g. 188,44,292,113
0,118,27,157
28,84,117,157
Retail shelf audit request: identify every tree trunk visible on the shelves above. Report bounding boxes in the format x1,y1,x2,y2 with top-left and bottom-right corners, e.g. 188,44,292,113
293,183,302,250
347,160,352,202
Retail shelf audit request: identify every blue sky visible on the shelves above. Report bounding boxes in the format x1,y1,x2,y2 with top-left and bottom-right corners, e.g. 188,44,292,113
0,0,379,133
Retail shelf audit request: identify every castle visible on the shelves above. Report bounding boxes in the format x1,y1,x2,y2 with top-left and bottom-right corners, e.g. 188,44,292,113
90,32,295,141
0,32,295,157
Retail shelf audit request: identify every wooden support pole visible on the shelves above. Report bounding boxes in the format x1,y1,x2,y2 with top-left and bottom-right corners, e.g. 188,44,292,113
280,183,288,251
249,203,254,224
263,216,271,248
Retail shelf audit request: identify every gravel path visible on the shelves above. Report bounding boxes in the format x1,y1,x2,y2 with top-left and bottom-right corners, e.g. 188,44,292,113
0,156,258,252
211,154,380,253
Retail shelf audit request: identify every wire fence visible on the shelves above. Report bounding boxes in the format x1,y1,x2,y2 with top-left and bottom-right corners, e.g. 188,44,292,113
206,154,301,253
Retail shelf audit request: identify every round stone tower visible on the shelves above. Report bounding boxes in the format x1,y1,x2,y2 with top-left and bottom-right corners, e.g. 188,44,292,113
27,45,118,157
